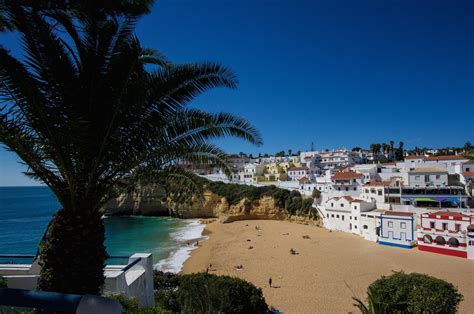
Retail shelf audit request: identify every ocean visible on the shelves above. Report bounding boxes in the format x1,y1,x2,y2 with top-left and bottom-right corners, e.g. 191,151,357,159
0,186,204,272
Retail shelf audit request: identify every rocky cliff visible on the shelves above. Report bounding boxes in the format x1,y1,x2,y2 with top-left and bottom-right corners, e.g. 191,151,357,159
104,187,319,224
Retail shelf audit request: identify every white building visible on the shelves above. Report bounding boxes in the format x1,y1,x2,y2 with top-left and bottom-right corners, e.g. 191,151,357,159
323,196,375,234
417,211,473,259
360,210,383,242
287,166,309,181
242,163,266,184
330,171,365,195
378,211,416,248
408,167,448,188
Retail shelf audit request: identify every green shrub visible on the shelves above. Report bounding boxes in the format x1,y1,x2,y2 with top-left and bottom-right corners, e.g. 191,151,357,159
106,294,170,314
312,188,321,199
0,276,7,288
353,272,463,313
154,272,268,314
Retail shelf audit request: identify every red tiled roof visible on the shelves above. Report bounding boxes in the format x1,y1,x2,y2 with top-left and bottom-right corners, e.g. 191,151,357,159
463,172,474,177
328,196,365,203
428,211,470,218
463,160,474,165
425,155,467,161
304,156,313,160
298,176,310,183
331,172,363,180
288,166,309,171
383,211,414,217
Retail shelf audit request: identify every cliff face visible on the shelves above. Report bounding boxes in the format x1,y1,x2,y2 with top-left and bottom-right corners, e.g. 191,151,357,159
102,185,169,216
104,188,318,224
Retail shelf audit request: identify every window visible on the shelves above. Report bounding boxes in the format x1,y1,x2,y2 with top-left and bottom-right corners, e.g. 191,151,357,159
430,222,435,229
455,224,461,232
336,215,339,218
423,235,433,243
331,203,334,207
388,221,393,228
340,204,344,207
342,215,345,221
436,175,440,179
354,217,357,221
363,225,368,230
331,214,334,218
354,225,357,229
345,187,349,191
400,222,406,229
442,223,448,231
354,206,357,209
415,175,420,180
378,190,382,196
353,187,356,191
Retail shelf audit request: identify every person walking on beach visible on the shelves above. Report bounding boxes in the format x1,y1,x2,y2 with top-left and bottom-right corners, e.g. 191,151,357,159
268,277,272,288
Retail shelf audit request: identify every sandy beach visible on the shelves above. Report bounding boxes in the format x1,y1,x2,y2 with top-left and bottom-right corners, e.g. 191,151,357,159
182,220,474,313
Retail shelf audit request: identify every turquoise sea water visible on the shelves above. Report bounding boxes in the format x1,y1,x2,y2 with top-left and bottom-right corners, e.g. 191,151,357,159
0,186,203,271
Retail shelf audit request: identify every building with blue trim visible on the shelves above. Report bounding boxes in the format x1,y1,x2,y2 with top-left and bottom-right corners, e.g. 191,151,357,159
379,211,416,249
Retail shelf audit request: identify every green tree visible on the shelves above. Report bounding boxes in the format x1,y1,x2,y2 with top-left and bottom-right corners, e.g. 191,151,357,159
389,140,394,153
0,3,261,294
288,148,292,156
275,150,285,157
353,272,463,314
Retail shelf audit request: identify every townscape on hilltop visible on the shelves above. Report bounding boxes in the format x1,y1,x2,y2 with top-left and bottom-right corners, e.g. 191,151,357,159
194,143,474,260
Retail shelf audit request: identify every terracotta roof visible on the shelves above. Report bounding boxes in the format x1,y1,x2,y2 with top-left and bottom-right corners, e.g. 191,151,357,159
298,176,310,183
331,172,364,180
463,172,474,177
304,156,313,160
429,211,470,218
366,181,391,186
328,195,365,203
383,211,414,217
463,160,474,165
425,155,467,161
288,166,309,171
409,167,447,173
404,155,425,159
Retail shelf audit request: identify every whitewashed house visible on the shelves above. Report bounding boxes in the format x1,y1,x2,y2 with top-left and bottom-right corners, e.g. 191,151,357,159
323,196,375,234
408,167,448,188
378,211,416,248
242,163,266,184
360,210,383,242
287,166,309,182
417,211,473,259
330,172,365,195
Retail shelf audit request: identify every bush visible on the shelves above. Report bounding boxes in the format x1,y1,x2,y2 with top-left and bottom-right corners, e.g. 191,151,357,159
353,272,463,313
0,276,7,288
154,272,268,314
312,188,321,199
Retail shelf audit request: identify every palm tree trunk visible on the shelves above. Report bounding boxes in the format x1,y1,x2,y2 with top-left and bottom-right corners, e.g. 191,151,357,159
37,207,107,295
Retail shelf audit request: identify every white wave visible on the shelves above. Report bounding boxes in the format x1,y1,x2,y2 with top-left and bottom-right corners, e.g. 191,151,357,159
154,219,207,273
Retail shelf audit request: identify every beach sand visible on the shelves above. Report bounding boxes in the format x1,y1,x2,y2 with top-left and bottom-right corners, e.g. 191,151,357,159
182,220,474,313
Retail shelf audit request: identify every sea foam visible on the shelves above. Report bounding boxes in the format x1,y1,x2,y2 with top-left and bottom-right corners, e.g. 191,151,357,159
154,219,207,273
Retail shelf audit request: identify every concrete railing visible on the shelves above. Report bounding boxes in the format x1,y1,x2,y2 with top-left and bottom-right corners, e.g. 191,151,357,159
0,253,155,308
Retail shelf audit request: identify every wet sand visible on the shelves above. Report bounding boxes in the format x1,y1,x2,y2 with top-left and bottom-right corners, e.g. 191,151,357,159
182,220,474,313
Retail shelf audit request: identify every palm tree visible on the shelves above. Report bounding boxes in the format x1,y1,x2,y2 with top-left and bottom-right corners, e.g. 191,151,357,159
0,3,261,294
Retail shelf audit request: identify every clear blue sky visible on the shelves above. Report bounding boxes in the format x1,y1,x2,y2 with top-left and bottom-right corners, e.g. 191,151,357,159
1,0,473,185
